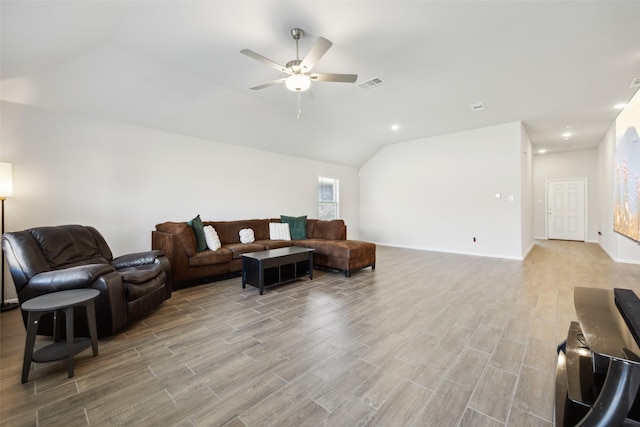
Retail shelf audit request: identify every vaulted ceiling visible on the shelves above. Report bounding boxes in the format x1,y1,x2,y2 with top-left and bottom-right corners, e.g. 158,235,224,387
2,1,639,167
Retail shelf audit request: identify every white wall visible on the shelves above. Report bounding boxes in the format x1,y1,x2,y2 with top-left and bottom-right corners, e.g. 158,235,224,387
359,122,527,260
598,124,640,263
0,101,360,299
532,149,600,242
521,124,534,256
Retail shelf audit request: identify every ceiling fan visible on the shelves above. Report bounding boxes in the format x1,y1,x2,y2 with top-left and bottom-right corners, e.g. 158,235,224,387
241,28,358,117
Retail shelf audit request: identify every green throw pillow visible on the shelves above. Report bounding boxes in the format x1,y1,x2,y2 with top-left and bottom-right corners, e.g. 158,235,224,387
188,214,207,252
281,215,307,240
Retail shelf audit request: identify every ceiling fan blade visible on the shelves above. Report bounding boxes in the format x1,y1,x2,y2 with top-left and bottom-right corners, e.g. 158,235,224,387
240,49,290,74
299,37,332,72
250,78,286,90
311,73,358,83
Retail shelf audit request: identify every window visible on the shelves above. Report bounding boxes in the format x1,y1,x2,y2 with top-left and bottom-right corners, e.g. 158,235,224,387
318,177,339,220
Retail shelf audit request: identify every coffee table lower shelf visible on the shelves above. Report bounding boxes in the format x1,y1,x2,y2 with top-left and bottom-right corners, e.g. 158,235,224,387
241,247,314,295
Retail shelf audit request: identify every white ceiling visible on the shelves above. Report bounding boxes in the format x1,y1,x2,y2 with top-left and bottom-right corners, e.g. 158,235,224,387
2,1,639,167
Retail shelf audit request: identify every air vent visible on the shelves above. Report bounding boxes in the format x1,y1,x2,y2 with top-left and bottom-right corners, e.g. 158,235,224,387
630,77,640,88
470,102,485,111
358,76,386,90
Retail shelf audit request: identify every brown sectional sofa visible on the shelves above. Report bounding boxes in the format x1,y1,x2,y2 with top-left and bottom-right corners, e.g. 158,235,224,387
152,218,375,288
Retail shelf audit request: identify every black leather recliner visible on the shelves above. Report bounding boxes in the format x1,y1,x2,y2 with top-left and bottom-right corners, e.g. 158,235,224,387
2,225,172,338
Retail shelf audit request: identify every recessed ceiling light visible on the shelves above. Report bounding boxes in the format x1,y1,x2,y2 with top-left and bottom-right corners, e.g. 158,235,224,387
615,103,627,110
562,132,572,138
390,124,399,131
538,149,547,154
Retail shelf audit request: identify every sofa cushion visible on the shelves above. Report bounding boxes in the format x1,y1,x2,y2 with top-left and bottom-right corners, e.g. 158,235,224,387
239,228,255,244
28,225,110,268
203,225,221,250
258,240,294,250
207,220,270,244
269,222,291,240
188,248,233,267
297,239,375,259
224,243,266,259
188,215,207,252
281,215,307,240
311,220,345,240
305,220,317,239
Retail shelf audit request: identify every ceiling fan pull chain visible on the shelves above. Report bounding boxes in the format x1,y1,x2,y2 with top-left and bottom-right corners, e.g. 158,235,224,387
297,91,302,120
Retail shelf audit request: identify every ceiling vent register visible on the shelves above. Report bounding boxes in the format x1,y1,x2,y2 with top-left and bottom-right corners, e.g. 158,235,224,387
358,77,386,90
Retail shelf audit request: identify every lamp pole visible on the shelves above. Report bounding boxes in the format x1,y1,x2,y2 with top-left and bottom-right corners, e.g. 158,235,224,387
0,162,18,312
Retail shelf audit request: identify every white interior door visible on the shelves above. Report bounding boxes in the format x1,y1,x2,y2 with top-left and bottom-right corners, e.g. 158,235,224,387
547,179,586,241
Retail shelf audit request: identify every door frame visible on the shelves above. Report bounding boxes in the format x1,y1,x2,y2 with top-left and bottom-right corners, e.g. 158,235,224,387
545,177,588,241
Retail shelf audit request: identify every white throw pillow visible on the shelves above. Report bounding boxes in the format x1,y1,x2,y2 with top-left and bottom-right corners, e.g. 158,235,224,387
203,225,221,251
269,222,291,240
239,228,255,244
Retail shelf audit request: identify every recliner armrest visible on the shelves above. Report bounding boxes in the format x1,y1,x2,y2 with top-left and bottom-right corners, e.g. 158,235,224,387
111,250,165,269
28,264,116,292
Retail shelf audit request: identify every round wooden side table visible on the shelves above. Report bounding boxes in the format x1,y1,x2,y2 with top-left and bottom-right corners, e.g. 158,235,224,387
21,288,100,383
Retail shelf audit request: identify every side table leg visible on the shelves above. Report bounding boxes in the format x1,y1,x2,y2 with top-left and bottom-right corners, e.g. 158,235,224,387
85,301,99,357
242,259,247,289
22,311,41,384
64,307,75,378
53,309,60,342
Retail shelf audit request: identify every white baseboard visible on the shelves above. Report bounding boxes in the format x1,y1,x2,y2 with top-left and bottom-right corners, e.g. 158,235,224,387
376,242,524,260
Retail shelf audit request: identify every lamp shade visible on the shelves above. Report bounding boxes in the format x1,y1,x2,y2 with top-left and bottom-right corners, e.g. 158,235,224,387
285,74,311,92
0,163,13,199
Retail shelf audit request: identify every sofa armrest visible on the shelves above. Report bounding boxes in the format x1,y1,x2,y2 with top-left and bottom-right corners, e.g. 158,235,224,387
111,250,165,269
152,230,191,285
28,264,116,292
89,270,128,336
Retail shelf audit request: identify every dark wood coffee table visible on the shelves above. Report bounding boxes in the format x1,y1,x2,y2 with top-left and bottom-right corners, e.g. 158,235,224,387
241,247,314,295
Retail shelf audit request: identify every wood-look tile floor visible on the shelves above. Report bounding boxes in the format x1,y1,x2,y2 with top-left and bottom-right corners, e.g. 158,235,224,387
2,240,639,426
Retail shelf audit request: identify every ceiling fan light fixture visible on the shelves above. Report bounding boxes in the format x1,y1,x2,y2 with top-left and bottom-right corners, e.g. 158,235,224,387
286,74,311,92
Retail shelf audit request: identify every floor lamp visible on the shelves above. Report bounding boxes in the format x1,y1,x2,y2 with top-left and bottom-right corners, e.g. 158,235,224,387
1,162,18,312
